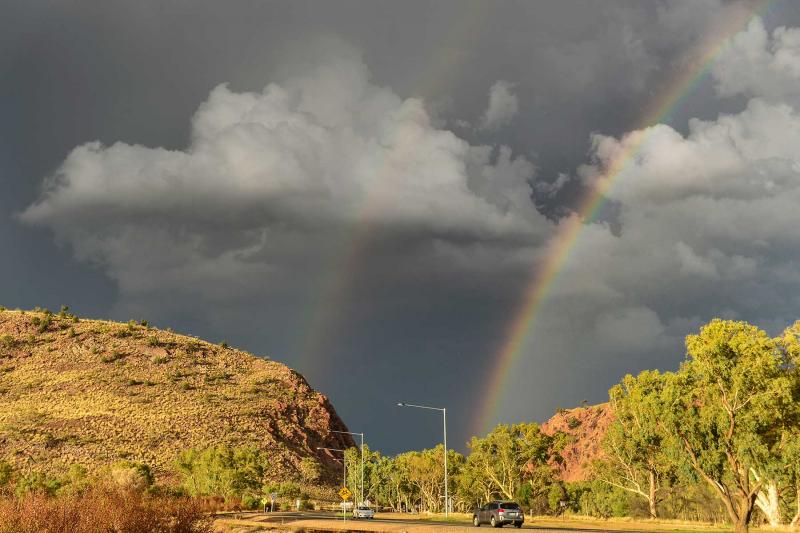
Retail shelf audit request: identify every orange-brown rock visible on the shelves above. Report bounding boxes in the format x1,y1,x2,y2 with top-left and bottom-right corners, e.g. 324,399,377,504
541,403,613,482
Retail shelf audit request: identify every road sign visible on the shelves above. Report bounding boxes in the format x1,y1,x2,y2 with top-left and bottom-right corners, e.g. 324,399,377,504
339,486,352,501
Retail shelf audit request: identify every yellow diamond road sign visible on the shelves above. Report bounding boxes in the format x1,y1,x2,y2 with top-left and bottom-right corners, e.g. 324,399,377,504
339,487,352,501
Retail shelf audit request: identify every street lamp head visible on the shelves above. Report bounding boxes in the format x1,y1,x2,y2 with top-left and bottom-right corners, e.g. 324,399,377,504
397,402,406,407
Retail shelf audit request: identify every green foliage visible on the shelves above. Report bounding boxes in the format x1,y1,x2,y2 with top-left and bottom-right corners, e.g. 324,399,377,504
100,351,125,363
596,369,675,518
0,335,16,349
465,422,557,502
263,481,302,499
577,480,630,518
241,493,261,510
0,461,13,486
298,457,322,484
15,472,64,496
547,482,566,513
175,445,266,501
31,313,53,333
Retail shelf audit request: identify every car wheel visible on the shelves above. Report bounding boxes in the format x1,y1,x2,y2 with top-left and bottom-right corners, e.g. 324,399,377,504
490,516,498,528
514,523,522,529
473,515,480,527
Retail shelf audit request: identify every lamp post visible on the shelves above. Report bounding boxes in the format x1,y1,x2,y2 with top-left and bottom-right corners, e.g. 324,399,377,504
331,430,365,508
318,447,347,522
397,402,449,516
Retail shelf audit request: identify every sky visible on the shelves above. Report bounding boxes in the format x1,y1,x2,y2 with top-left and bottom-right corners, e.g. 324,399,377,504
4,0,800,454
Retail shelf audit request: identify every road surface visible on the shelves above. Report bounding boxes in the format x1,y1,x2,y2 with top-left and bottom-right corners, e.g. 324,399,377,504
213,511,661,533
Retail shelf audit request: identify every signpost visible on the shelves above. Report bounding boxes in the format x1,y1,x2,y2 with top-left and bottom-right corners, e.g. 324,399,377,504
340,486,352,523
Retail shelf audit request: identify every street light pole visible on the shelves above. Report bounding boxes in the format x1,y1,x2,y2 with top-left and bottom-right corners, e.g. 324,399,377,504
317,447,348,522
397,402,449,516
332,430,365,508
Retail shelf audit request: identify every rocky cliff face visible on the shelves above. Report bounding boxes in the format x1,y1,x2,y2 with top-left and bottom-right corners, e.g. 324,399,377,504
541,403,613,482
0,308,354,482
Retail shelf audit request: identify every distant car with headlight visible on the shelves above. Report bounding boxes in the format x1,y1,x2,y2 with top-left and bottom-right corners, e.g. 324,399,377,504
473,501,523,528
353,505,375,519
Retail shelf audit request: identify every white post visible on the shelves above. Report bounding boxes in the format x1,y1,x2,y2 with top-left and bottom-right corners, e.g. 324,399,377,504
443,407,448,517
360,433,365,508
343,458,347,523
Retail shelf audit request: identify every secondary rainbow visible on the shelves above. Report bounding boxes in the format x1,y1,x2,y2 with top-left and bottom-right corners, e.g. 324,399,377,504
474,0,774,436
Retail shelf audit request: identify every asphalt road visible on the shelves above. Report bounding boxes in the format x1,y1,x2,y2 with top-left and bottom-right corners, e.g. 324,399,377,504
220,511,655,533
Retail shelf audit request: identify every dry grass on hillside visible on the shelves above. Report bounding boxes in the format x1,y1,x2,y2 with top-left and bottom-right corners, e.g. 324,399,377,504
0,308,353,482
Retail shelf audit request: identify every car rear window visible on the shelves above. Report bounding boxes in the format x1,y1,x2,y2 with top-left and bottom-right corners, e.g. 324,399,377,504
500,503,520,510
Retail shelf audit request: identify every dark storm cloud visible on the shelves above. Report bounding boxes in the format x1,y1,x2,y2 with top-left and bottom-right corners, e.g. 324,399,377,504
4,0,800,453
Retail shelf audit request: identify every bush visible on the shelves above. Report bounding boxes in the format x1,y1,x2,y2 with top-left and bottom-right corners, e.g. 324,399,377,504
264,481,302,499
240,493,261,510
110,461,154,492
31,314,53,333
0,335,16,349
0,486,211,533
15,473,63,497
568,480,629,518
0,463,11,485
101,351,125,363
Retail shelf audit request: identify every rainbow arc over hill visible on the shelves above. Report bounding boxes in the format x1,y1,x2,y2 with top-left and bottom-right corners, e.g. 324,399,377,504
474,0,774,436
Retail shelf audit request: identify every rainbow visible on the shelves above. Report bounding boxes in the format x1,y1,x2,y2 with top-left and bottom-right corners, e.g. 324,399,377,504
474,0,774,436
295,2,492,375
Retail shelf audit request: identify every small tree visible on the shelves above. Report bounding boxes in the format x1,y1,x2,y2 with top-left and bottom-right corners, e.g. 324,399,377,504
596,370,674,518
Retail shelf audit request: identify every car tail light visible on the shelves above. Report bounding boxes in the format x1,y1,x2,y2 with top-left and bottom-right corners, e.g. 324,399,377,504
498,509,505,513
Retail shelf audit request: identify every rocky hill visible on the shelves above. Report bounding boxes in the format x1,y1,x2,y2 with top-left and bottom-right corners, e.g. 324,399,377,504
541,403,613,482
0,308,354,483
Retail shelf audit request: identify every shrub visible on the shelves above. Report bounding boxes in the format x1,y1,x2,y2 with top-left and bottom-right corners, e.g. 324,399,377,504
15,472,63,497
101,352,125,363
31,314,53,333
147,336,161,347
0,335,16,349
241,493,261,510
264,482,302,500
0,485,211,533
0,462,13,486
110,461,154,492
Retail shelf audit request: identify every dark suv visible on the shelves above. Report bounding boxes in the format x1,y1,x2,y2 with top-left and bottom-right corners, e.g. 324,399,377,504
473,501,524,528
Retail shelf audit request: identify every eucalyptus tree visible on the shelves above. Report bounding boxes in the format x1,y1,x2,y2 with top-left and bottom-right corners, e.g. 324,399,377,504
465,422,556,502
660,320,794,533
597,369,674,518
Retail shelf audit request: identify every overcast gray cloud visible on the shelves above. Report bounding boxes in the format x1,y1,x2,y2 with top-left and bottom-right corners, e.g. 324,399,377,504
6,0,800,453
480,81,519,130
497,15,800,423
